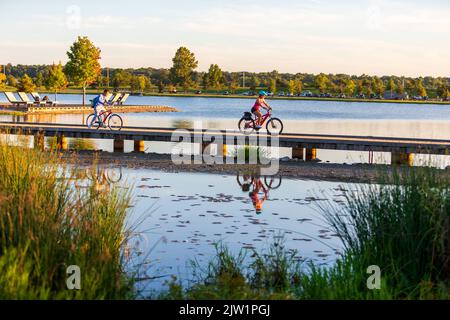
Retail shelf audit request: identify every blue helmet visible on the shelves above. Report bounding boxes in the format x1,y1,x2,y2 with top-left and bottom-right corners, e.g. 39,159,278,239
259,90,268,96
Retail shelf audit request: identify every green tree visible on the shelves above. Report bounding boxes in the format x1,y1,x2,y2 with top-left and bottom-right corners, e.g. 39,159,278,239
268,78,277,94
397,79,405,95
131,75,150,94
112,70,132,90
249,75,260,91
373,76,385,96
35,72,45,88
228,74,239,93
0,66,6,88
287,80,295,94
169,47,198,92
293,78,303,95
345,80,356,96
437,81,449,99
45,62,68,101
386,77,396,98
6,75,17,88
65,36,102,105
206,64,224,89
315,73,329,93
17,74,36,93
416,78,427,97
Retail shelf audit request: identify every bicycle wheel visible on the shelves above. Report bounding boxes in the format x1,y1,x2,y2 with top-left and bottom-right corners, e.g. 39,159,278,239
266,117,284,135
238,117,255,135
108,114,123,131
86,113,100,130
264,176,282,190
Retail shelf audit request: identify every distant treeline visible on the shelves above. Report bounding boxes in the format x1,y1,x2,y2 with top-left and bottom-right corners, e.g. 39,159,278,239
1,63,449,98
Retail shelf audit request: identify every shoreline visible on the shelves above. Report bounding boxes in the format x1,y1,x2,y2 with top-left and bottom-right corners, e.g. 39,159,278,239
63,150,450,184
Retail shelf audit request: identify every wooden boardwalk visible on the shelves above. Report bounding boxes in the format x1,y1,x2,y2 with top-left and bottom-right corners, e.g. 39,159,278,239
0,121,449,165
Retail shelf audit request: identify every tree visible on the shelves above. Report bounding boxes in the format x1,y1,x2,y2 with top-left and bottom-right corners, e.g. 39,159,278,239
387,77,396,98
206,64,224,89
35,72,45,88
112,70,132,90
437,80,449,99
0,66,6,88
169,47,198,92
345,80,356,96
46,62,68,101
315,73,329,93
17,74,36,93
249,75,260,91
287,80,295,94
6,75,17,88
268,78,277,94
397,79,405,95
65,36,102,105
228,74,239,93
416,78,427,97
131,75,150,94
293,78,303,95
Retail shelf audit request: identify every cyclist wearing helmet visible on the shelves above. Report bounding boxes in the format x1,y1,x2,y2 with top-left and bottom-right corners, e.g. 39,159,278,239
251,90,272,129
249,178,268,215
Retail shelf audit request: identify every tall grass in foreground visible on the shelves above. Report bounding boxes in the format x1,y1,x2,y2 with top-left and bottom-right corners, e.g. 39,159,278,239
162,167,449,300
319,167,450,299
0,142,134,299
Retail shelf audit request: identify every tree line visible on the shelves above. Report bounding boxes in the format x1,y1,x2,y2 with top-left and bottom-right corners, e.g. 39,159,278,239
1,37,449,100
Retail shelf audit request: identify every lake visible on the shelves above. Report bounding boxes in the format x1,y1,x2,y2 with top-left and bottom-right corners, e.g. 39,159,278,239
92,166,346,295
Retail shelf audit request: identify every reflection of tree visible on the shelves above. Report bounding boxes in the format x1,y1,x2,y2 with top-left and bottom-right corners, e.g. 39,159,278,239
69,138,95,150
172,120,193,129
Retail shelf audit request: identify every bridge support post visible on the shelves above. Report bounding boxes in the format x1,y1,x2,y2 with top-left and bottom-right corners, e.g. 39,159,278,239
113,139,125,153
134,140,145,153
56,135,68,150
216,144,228,157
391,152,413,166
33,133,45,151
292,146,304,160
305,148,317,161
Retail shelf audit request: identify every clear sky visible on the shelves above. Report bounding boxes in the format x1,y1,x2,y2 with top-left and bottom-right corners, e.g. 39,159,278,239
0,0,449,77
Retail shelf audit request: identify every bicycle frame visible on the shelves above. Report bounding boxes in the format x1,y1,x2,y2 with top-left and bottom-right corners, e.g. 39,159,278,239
248,110,271,128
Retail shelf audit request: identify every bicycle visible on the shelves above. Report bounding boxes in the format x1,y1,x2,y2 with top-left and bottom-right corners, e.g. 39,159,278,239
238,108,283,135
236,174,282,191
86,108,123,131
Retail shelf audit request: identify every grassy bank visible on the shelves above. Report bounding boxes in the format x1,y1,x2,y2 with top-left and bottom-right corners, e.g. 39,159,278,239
162,167,450,300
0,140,135,299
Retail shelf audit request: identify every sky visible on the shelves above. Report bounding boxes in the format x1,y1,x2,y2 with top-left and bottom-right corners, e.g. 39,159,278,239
0,0,449,77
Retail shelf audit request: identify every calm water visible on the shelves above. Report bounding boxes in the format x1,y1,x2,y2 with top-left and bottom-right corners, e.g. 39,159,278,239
94,166,346,295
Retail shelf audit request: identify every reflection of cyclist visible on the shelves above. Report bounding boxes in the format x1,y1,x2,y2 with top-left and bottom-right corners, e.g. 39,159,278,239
249,178,268,215
238,174,253,192
89,89,110,128
251,91,272,129
94,169,111,193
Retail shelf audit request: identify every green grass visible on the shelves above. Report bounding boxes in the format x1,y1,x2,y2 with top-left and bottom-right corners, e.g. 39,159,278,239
233,146,269,164
0,139,135,299
161,167,450,300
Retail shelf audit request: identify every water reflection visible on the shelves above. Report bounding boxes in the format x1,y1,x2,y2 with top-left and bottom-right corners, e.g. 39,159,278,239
236,174,282,214
72,166,123,192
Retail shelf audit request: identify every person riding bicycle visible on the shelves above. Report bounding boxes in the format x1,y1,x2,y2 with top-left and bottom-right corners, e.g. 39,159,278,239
251,90,272,129
249,178,269,215
89,89,110,128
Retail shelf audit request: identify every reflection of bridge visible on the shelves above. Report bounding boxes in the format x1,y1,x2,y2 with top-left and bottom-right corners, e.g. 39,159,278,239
1,121,449,165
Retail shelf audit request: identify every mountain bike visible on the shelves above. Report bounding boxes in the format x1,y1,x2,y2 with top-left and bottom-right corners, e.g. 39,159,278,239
238,109,283,135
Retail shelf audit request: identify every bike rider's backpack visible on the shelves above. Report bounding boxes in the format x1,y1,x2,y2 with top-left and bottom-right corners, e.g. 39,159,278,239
91,96,100,108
